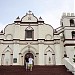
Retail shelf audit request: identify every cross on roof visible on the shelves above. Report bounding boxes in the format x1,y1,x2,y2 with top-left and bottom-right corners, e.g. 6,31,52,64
28,10,32,14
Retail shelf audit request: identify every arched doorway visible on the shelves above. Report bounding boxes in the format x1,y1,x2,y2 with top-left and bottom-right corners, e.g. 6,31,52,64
44,48,55,65
46,51,53,65
4,51,11,65
24,53,34,65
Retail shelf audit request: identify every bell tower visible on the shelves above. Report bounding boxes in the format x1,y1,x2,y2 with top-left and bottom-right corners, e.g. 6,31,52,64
60,13,75,39
60,13,75,63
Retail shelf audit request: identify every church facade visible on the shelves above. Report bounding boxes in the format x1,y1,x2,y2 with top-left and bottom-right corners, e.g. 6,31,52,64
0,11,75,66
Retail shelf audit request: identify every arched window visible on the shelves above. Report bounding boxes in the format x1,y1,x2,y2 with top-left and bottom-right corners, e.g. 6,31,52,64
72,31,75,39
70,19,74,26
62,22,63,26
25,26,34,40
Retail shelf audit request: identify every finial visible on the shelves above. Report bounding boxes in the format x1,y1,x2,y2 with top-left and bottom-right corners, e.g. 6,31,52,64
38,16,44,23
28,10,32,14
15,16,20,22
16,16,20,19
38,16,43,21
39,16,42,19
1,30,3,33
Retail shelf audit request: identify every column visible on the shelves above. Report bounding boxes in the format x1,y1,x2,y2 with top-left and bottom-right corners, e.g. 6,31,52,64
54,43,61,65
1,54,5,65
44,54,47,65
10,54,13,65
13,42,19,65
19,53,22,65
35,53,39,65
52,54,56,65
21,56,23,65
38,43,44,65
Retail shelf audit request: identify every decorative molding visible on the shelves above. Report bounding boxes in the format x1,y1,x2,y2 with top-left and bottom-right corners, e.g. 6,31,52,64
63,57,69,58
19,22,38,24
64,39,75,42
64,43,75,47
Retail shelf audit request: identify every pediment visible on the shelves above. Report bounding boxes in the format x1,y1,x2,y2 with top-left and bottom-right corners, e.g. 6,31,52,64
21,11,38,22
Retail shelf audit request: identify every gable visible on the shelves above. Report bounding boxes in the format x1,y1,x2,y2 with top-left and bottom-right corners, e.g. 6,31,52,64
21,11,38,23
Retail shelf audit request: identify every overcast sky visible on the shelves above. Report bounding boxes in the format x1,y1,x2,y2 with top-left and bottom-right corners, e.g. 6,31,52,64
0,0,74,31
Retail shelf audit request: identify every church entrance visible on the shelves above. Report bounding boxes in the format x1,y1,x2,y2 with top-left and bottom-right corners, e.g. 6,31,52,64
24,53,34,65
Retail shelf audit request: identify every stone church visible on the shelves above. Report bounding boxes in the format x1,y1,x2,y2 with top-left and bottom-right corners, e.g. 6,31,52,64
0,11,75,66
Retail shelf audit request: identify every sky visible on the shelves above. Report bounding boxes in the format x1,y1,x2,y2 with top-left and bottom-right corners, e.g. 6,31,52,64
0,0,74,31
